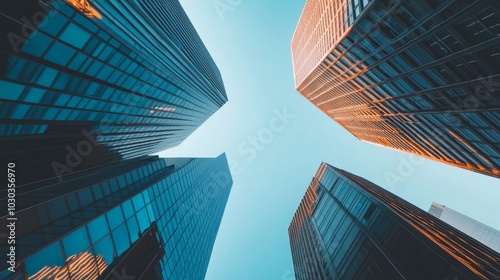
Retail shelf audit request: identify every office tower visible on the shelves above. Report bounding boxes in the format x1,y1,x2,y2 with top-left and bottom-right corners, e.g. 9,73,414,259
0,154,233,280
0,0,227,184
429,202,500,253
288,163,500,280
291,0,500,177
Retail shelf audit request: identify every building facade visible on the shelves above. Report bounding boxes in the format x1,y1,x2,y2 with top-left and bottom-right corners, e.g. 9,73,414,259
0,154,233,279
291,0,500,177
289,163,500,280
429,202,500,253
0,0,227,184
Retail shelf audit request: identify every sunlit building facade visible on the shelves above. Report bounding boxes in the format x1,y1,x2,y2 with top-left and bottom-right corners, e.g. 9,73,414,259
291,0,500,177
0,154,233,279
288,163,500,280
0,0,227,184
429,202,500,253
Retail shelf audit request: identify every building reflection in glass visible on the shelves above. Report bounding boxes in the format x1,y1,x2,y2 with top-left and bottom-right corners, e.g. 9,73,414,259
289,163,500,280
291,0,500,177
0,154,233,280
0,0,228,185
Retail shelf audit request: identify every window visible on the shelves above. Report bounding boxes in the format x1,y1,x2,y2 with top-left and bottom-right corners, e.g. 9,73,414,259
93,235,115,264
36,67,58,87
88,216,109,244
21,32,52,57
25,241,65,276
112,223,131,255
0,81,24,101
62,227,90,257
362,203,376,222
44,42,76,66
59,23,91,48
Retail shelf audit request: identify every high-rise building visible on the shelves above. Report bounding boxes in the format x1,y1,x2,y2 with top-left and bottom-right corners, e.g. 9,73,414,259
429,202,500,253
0,154,233,280
291,0,500,177
288,163,500,280
0,0,227,184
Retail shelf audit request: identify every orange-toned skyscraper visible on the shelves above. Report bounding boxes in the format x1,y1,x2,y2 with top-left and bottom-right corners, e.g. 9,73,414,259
291,0,500,177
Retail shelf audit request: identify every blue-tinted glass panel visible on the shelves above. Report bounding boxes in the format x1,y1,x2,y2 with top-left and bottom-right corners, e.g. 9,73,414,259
59,23,91,48
112,224,130,256
107,206,124,230
23,88,44,103
132,193,145,211
127,217,140,243
47,197,68,221
25,241,65,276
122,200,135,219
78,188,93,207
87,215,109,243
36,67,58,87
0,81,24,101
137,208,150,232
93,235,115,265
62,226,90,257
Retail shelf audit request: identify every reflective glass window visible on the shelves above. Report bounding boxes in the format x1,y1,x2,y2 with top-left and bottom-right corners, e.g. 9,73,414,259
93,235,115,265
48,197,68,221
112,224,130,256
44,41,76,66
25,241,65,276
92,185,103,200
121,200,135,219
23,88,44,103
127,217,140,243
22,32,52,56
36,67,58,87
0,81,24,101
137,208,150,232
132,193,145,211
78,188,93,207
107,206,124,230
88,215,109,243
62,226,90,257
60,23,91,48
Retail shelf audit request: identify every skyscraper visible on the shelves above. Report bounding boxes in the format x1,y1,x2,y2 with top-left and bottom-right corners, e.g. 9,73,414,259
288,163,500,279
0,154,233,279
429,202,500,253
0,0,227,184
291,0,500,177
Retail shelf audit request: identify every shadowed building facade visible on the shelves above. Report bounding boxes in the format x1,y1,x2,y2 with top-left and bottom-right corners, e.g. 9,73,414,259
429,202,500,253
0,0,227,185
0,154,232,280
288,163,500,280
291,0,500,177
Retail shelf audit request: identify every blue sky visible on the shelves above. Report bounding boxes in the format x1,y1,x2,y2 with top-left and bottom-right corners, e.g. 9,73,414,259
158,1,500,279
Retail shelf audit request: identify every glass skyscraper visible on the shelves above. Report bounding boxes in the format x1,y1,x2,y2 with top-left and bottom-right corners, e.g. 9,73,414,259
291,0,500,177
0,154,232,279
429,202,500,253
289,163,500,279
0,0,227,184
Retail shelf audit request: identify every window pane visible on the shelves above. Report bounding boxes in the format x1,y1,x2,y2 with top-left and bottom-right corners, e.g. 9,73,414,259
87,215,109,243
25,241,65,276
62,227,90,257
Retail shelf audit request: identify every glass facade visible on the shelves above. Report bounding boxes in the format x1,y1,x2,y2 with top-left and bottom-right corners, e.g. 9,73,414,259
0,0,227,184
0,154,233,279
292,0,500,177
429,202,500,253
289,163,500,280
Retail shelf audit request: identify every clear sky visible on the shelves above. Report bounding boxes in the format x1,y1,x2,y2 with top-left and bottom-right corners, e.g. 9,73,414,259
158,1,500,279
